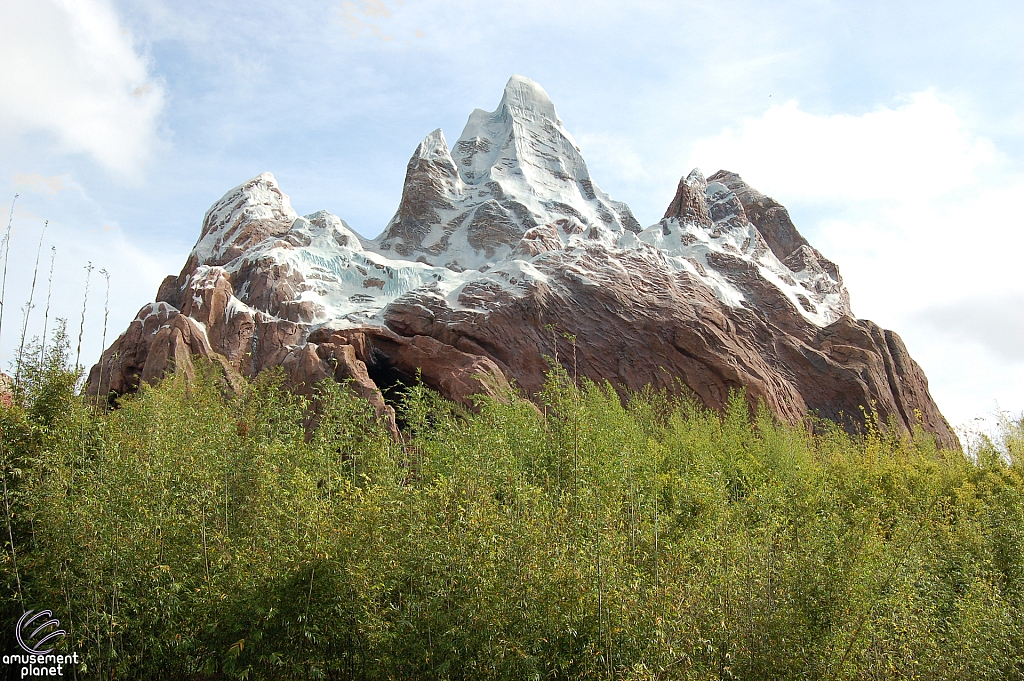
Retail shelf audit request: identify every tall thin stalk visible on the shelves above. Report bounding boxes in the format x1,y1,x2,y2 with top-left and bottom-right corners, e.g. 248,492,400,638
39,246,56,365
75,262,93,372
15,221,48,390
1,459,24,614
653,448,659,594
98,269,110,401
201,505,211,587
0,193,19,352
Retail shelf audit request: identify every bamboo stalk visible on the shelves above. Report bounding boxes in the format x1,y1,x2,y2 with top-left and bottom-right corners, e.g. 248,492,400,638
201,505,211,585
653,447,659,594
15,221,48,390
39,246,56,365
1,462,24,613
98,269,110,403
75,262,93,372
0,194,20,353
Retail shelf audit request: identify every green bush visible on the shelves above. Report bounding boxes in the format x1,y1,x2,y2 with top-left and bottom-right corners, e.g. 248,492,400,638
2,335,1023,679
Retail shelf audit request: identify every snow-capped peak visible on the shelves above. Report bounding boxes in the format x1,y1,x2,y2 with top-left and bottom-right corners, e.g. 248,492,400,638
192,172,298,267
452,74,580,187
685,167,706,186
413,128,457,166
496,74,562,126
376,75,641,269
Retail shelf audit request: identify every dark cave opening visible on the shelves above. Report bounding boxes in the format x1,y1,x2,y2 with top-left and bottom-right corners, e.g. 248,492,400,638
364,348,421,430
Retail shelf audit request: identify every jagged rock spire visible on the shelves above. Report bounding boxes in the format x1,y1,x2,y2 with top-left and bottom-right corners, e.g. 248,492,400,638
664,168,712,227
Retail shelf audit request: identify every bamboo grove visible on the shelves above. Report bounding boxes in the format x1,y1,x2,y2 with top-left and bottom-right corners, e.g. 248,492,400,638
2,328,1024,680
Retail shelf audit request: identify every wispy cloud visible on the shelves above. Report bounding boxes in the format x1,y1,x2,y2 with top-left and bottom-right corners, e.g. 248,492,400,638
0,0,166,182
335,0,418,42
12,172,72,196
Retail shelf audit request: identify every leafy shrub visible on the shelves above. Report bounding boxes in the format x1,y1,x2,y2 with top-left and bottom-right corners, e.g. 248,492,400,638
2,336,1023,679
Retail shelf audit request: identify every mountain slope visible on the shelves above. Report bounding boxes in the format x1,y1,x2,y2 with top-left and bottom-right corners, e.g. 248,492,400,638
87,75,957,448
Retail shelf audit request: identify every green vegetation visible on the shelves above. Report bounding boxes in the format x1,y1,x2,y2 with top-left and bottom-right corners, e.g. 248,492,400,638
2,329,1024,680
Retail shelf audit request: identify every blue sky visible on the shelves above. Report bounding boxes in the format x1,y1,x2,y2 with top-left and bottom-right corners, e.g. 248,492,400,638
1,0,1022,433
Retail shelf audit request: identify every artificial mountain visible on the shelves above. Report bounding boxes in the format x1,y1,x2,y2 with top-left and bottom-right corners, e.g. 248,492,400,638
87,75,958,448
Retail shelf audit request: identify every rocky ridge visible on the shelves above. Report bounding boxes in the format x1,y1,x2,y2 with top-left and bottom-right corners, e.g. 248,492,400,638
87,75,957,448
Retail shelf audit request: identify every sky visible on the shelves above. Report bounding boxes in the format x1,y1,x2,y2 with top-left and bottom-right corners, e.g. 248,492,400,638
0,0,1022,436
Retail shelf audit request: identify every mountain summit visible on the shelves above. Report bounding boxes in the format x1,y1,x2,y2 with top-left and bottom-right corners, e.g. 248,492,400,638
378,75,640,269
88,76,957,448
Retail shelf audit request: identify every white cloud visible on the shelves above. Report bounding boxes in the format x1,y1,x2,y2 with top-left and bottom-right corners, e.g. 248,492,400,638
915,295,1024,363
826,182,1024,428
688,91,996,202
0,0,165,181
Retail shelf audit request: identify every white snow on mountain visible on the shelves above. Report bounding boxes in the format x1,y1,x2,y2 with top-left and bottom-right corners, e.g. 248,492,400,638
178,75,849,334
375,75,641,272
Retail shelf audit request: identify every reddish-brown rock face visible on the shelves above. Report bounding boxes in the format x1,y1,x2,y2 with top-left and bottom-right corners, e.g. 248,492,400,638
86,76,958,449
0,372,13,409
